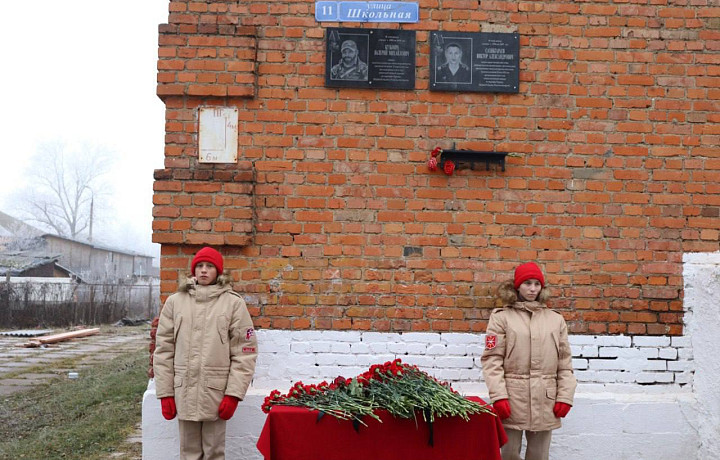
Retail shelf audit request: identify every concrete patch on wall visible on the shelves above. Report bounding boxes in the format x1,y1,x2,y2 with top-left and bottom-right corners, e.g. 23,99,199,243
683,251,720,460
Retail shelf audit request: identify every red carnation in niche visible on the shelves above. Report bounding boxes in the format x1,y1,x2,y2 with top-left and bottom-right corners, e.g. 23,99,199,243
443,160,456,175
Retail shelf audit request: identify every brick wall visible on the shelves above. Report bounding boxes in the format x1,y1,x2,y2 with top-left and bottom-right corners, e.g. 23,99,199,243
251,330,693,390
152,0,720,336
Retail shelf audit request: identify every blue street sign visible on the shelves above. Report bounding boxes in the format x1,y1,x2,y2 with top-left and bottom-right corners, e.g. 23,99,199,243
315,1,419,23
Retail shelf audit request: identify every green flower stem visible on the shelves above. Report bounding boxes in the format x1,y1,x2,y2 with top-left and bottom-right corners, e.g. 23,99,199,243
264,361,494,425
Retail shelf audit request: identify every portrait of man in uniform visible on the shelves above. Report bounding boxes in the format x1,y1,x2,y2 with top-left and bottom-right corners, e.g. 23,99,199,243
436,42,471,83
330,39,369,81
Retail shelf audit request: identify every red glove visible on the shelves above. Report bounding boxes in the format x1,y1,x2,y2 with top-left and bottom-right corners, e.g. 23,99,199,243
218,395,240,420
553,402,572,418
493,399,511,420
161,397,177,420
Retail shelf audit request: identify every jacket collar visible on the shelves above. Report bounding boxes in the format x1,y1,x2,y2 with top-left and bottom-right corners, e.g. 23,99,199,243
179,275,232,301
192,283,230,302
510,301,545,313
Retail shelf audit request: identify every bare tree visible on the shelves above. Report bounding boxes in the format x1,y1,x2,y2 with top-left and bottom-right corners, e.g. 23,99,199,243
13,140,115,240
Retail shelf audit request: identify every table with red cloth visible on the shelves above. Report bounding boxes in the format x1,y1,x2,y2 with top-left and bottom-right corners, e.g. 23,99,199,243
256,396,507,460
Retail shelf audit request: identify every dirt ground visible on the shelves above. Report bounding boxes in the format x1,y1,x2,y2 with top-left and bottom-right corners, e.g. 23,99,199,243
0,324,150,459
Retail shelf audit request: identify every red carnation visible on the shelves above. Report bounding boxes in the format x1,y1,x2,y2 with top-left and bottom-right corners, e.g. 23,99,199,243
443,160,456,175
259,356,492,422
427,157,438,171
431,147,442,157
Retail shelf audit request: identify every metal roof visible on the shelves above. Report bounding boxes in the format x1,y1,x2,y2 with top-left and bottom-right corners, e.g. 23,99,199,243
0,329,54,337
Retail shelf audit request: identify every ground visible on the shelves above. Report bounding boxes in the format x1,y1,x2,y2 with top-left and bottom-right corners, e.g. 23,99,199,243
0,324,149,459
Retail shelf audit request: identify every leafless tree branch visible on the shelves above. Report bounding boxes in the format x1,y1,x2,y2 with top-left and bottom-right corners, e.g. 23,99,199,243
12,140,115,240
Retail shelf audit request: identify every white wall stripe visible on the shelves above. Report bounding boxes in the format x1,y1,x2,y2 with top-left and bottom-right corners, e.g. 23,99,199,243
251,329,693,391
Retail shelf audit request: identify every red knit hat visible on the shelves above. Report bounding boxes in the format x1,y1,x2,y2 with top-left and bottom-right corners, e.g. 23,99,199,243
514,262,545,289
191,247,224,274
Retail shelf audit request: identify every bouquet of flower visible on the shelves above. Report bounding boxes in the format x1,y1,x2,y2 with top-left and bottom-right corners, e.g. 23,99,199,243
427,147,456,175
262,359,493,425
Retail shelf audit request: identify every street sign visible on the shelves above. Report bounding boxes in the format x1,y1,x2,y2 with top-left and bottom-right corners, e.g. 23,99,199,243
316,1,419,23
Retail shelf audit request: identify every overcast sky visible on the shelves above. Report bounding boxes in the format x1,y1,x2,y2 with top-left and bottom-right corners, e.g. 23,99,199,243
0,1,169,260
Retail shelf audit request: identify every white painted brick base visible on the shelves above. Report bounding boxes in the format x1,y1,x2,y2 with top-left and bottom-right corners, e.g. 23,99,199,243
251,330,693,389
141,328,700,460
142,379,699,460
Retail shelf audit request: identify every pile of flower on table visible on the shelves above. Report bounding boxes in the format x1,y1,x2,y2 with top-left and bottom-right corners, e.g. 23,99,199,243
262,358,493,425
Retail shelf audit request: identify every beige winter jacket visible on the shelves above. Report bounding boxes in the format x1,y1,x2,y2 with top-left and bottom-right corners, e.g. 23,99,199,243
481,300,576,431
154,275,258,421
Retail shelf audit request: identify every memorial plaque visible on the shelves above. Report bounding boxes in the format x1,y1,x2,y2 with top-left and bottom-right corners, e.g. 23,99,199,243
325,27,416,90
429,31,519,93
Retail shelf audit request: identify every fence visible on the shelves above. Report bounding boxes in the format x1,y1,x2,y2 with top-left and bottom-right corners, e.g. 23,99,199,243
0,277,160,328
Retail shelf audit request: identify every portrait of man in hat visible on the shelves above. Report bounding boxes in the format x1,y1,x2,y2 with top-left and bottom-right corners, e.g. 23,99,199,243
330,39,368,81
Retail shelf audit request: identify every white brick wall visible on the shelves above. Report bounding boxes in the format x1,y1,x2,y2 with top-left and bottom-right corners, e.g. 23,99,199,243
142,329,699,460
142,251,720,460
252,330,693,390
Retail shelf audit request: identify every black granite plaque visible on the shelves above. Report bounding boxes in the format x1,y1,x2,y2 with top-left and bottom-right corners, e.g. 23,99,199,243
430,31,519,93
325,27,416,90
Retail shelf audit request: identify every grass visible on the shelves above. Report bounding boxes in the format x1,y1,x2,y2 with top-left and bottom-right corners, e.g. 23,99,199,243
1,357,79,381
0,347,147,460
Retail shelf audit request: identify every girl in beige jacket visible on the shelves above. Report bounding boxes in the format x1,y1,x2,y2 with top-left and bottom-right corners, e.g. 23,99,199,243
481,262,576,460
154,247,258,460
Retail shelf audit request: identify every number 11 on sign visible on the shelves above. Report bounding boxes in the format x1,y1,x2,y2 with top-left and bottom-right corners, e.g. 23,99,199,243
315,1,339,21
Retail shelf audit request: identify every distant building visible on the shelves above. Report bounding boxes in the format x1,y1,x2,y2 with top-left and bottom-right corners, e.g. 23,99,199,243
0,211,155,282
0,251,75,279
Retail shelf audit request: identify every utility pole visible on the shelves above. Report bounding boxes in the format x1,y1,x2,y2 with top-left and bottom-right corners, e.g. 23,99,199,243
89,196,94,242
147,279,154,319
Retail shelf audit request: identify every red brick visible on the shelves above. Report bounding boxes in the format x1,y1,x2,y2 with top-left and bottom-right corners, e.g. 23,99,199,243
151,2,709,336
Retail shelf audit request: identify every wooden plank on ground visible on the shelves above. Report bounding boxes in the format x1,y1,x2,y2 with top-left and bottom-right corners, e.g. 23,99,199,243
21,328,101,348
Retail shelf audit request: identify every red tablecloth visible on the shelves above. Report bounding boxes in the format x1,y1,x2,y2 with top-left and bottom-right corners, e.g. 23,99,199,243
257,396,507,460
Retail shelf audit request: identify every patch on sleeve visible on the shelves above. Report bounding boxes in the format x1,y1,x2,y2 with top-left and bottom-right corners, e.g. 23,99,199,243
485,334,497,350
242,346,256,353
245,328,255,340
